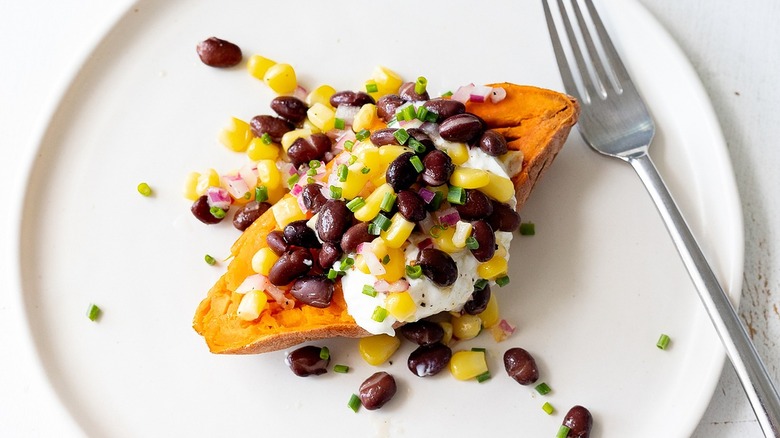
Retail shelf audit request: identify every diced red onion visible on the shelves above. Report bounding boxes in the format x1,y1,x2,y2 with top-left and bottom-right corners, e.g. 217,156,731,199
293,85,308,102
257,274,295,309
418,122,439,137
418,187,436,204
490,87,507,103
437,207,461,226
418,214,435,236
205,186,232,210
451,84,475,104
417,238,434,250
333,130,356,152
373,280,390,293
290,183,303,197
387,278,410,292
238,163,258,187
470,85,492,103
335,105,361,125
236,274,263,294
498,319,516,336
358,244,386,276
223,175,250,200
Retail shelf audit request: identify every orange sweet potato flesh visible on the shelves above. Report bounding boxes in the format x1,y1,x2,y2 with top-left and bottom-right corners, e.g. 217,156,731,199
193,83,579,354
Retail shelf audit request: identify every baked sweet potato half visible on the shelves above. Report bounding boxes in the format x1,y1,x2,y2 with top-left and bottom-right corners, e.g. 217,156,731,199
193,83,579,354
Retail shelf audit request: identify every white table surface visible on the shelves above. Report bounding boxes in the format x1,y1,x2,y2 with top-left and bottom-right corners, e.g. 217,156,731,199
1,1,778,436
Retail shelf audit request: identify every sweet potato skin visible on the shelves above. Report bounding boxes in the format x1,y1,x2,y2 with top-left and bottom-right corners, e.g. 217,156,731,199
193,84,579,354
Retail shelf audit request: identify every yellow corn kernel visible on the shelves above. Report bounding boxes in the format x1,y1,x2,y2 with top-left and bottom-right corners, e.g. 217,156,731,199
452,313,483,340
354,183,393,222
477,254,509,280
236,290,268,321
251,247,279,276
495,242,507,259
255,159,282,190
302,119,321,134
195,168,220,196
247,55,276,80
306,84,336,108
183,172,200,200
381,213,415,248
479,172,515,203
246,137,280,161
271,195,305,227
385,291,416,322
352,104,377,133
449,350,489,380
263,63,297,95
450,167,490,189
439,321,454,345
451,221,473,248
432,225,462,254
306,102,336,132
367,66,403,99
440,142,470,165
338,165,371,200
281,128,313,152
219,117,253,152
358,334,401,366
378,247,405,282
355,254,369,274
478,292,500,328
378,145,412,166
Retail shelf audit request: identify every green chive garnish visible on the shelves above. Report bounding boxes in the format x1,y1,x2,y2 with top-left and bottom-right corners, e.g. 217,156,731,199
209,206,226,219
400,105,416,121
414,76,428,95
556,425,571,438
408,138,426,154
430,225,445,238
474,279,489,290
243,191,253,200
137,182,152,197
416,106,429,122
309,160,321,169
373,214,391,231
535,382,552,395
327,269,339,280
441,91,453,98
261,132,272,145
348,155,358,165
329,185,342,199
542,402,555,415
365,82,378,93
405,264,422,279
361,167,371,174
348,394,361,412
355,129,371,141
429,191,443,210
334,118,345,130
371,306,388,322
657,333,671,350
465,236,479,250
447,186,466,205
380,192,396,212
334,364,350,373
496,275,510,287
307,168,318,176
519,222,536,235
362,285,377,297
425,111,439,123
475,371,491,383
410,155,424,173
393,128,410,145
287,173,300,188
86,303,101,321
340,257,355,269
338,164,349,182
204,254,217,265
471,347,487,353
367,223,381,235
346,197,366,212
319,346,330,360
255,185,268,203
344,140,354,151
381,254,390,265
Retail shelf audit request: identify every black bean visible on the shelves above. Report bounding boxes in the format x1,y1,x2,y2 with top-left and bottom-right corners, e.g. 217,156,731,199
316,199,352,243
249,115,293,143
395,190,427,222
503,347,539,385
290,275,334,308
286,345,329,377
370,128,400,146
455,190,494,220
341,222,374,254
300,184,327,214
421,149,454,187
308,133,332,156
408,343,452,377
191,195,225,225
268,248,313,286
376,94,405,123
438,113,483,143
358,372,397,410
266,230,288,256
417,248,458,287
398,320,444,345
329,90,375,108
270,96,308,124
463,282,491,315
479,130,508,156
406,128,435,155
386,152,420,191
486,200,521,232
232,201,270,231
287,135,330,168
196,37,242,68
398,81,430,101
470,220,496,262
284,220,321,248
422,98,466,122
318,242,342,269
563,406,593,438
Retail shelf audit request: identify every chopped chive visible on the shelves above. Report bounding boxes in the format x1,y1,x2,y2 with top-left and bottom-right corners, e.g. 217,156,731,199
340,257,355,269
348,394,361,412
415,76,428,95
307,177,316,184
408,138,426,154
429,191,443,210
327,269,339,280
333,364,350,373
319,346,330,360
355,129,371,141
535,382,552,395
209,206,226,219
367,223,381,235
430,224,445,238
255,185,268,202
348,155,358,165
309,160,321,169
371,306,388,322
361,167,371,174
400,105,416,121
425,111,439,123
471,347,486,353
465,236,479,250
288,174,301,188
307,168,318,176
542,402,555,415
447,186,466,205
337,164,349,182
365,82,378,93
344,140,354,151
136,182,152,197
441,90,453,98
86,303,101,321
556,425,571,438
204,254,217,265
416,106,429,121
243,191,253,200
380,192,396,212
496,275,510,287
346,197,366,212
381,254,390,265
410,155,424,173
519,222,536,235
474,279,489,291
362,285,377,297
373,214,391,231
334,118,346,130
395,112,404,122
405,264,422,279
657,333,671,350
394,128,410,145
475,371,491,383
329,185,342,199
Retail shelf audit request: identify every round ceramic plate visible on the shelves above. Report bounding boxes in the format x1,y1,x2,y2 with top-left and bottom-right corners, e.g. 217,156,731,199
17,0,742,436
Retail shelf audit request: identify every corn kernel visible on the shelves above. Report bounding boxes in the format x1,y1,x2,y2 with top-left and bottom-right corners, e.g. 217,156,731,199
281,128,313,152
381,213,415,248
479,172,515,203
358,334,401,366
271,195,305,227
302,119,321,134
432,225,462,254
449,350,489,380
251,247,279,276
439,321,454,345
385,291,416,322
357,146,381,171
378,145,413,165
306,84,336,108
263,63,297,95
255,160,282,190
246,138,280,161
307,102,336,132
450,167,490,189
378,247,405,282
183,171,200,200
266,183,287,204
452,313,483,340
195,168,220,196
451,221,473,248
354,184,393,221
352,104,377,133
236,290,268,321
440,142,470,165
478,292,500,328
219,117,253,152
368,66,403,99
337,165,371,200
495,242,507,259
355,254,369,274
247,55,276,80
477,254,509,280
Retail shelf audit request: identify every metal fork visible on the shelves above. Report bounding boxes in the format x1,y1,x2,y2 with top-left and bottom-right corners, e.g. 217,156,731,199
543,0,780,435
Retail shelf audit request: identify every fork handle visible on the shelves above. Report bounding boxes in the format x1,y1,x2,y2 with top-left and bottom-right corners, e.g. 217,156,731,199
629,152,780,437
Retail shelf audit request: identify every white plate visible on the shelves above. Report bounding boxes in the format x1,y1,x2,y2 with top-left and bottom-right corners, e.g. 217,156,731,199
16,0,742,436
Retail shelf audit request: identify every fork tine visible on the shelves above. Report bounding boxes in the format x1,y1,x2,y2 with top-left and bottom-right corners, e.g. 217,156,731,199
581,0,634,92
569,0,616,95
553,0,601,103
542,0,582,102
